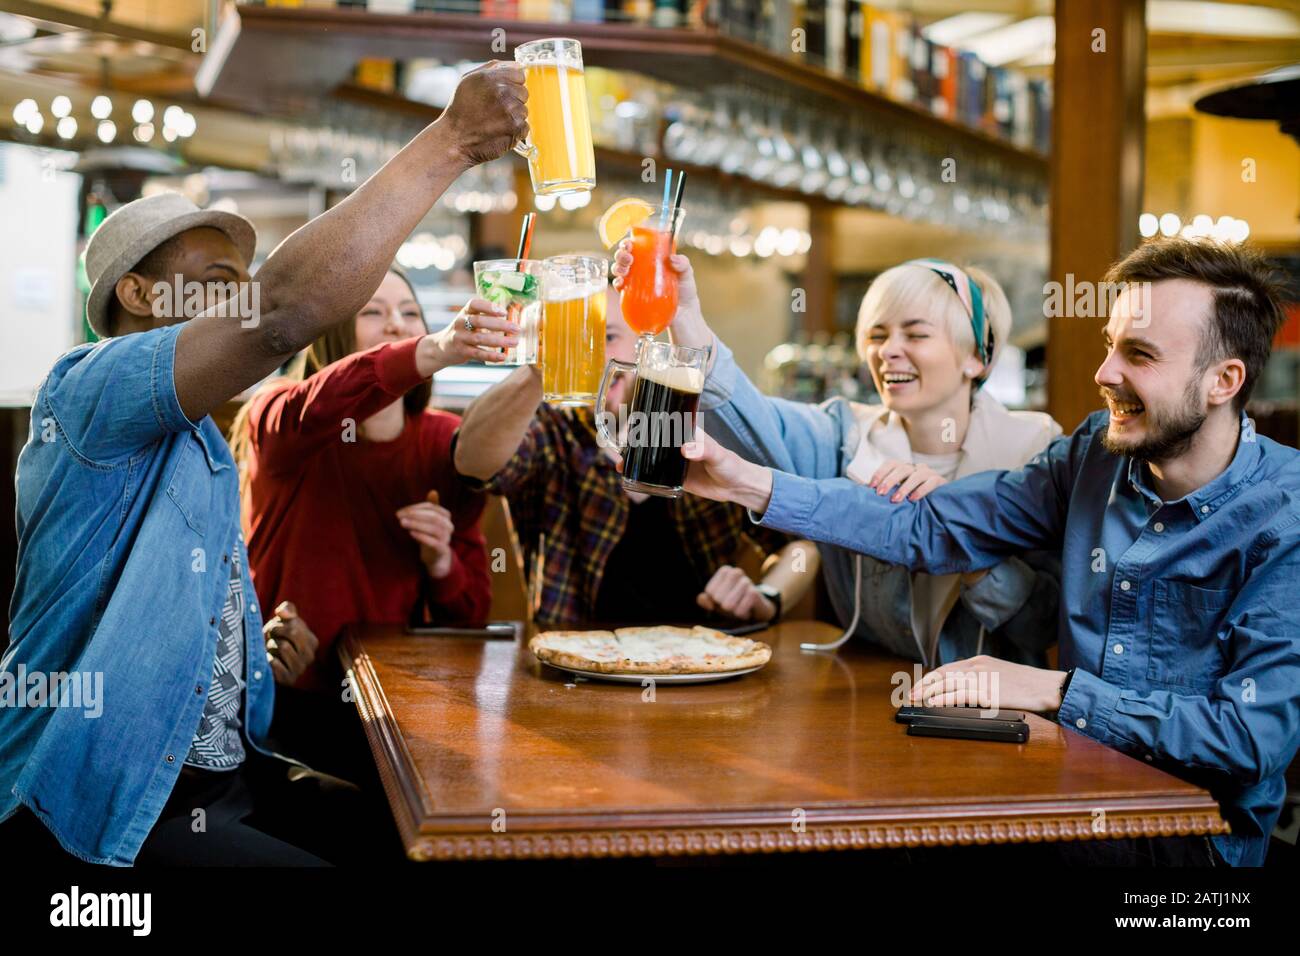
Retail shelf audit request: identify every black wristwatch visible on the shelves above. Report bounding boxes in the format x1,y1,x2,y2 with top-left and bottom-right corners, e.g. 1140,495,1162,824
756,584,782,622
1059,667,1076,704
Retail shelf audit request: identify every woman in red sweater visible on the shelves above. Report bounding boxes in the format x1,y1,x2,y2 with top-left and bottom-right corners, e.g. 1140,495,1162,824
234,268,515,694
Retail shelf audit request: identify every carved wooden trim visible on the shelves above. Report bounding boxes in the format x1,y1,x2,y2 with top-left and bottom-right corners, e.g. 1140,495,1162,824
405,813,1231,862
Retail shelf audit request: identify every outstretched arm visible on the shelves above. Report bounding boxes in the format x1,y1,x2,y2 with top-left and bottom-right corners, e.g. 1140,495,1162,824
173,62,528,422
679,424,1077,576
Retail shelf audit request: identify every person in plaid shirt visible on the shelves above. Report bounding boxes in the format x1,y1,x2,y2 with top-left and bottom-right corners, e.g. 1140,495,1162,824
454,289,816,628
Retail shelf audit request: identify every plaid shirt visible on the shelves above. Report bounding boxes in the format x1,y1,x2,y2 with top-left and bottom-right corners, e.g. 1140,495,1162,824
460,405,786,628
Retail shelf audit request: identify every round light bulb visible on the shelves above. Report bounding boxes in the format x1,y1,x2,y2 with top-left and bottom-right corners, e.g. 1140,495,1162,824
12,98,36,125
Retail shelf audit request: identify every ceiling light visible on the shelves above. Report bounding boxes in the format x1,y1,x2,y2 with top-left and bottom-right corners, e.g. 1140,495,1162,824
12,98,37,125
132,99,154,124
922,13,1015,48
56,116,76,140
961,16,1055,67
51,96,72,119
91,95,112,119
97,120,116,143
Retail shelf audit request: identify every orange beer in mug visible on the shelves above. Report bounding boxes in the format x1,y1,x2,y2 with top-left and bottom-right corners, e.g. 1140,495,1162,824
619,205,684,337
514,39,596,197
539,255,607,405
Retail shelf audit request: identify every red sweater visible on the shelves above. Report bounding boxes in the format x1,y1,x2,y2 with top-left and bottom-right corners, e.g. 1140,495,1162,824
243,337,490,689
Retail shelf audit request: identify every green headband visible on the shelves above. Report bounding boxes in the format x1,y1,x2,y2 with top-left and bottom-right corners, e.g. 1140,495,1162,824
906,258,992,368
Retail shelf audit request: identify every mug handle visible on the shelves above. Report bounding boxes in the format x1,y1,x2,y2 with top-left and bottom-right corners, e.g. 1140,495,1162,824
512,134,537,162
595,357,637,449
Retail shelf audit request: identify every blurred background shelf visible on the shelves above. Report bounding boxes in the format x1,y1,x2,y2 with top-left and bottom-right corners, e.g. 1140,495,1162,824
197,4,1048,173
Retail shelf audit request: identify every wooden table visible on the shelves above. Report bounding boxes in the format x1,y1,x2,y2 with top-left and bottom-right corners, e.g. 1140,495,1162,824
339,621,1228,862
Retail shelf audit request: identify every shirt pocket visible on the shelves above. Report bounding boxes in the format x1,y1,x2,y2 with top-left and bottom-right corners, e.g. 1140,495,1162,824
166,437,213,536
1147,580,1232,689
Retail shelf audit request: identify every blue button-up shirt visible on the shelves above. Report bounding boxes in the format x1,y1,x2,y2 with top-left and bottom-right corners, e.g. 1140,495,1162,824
1,324,273,865
757,410,1300,866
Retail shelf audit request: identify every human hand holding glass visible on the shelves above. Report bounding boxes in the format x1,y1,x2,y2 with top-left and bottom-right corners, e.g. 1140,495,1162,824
611,239,713,354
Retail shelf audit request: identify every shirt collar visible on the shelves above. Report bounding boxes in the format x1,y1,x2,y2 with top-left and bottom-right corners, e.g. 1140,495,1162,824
1125,411,1261,520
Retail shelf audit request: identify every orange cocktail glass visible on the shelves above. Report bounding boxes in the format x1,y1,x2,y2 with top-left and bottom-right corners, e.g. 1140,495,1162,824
620,206,683,338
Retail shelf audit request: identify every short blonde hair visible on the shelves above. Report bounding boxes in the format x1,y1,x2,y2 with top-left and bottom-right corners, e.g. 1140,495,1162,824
855,262,1013,378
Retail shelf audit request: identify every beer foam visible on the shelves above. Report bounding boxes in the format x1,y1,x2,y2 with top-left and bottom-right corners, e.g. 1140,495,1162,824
639,363,703,394
543,280,605,303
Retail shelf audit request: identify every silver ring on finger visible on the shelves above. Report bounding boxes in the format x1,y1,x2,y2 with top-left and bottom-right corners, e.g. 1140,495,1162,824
463,314,475,333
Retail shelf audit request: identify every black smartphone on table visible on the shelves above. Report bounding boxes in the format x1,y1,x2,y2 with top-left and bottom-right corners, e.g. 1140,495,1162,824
895,705,1026,726
906,716,1030,744
896,706,1031,743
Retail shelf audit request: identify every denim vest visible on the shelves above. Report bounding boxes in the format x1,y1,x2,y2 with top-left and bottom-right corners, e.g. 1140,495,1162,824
1,324,273,865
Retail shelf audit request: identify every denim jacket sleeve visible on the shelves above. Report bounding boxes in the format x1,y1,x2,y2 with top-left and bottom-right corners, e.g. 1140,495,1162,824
700,334,845,480
755,425,1083,573
43,324,195,464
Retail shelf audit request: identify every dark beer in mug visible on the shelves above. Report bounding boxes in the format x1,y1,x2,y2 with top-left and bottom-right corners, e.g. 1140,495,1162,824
621,364,703,497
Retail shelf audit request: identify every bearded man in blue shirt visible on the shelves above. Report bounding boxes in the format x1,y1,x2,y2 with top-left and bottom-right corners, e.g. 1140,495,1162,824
675,238,1297,866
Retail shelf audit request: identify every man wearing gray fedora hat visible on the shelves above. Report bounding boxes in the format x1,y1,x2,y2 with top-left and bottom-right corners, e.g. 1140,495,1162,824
0,60,527,866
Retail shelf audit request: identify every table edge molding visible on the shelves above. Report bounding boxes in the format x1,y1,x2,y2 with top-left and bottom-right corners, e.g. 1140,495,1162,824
403,812,1231,861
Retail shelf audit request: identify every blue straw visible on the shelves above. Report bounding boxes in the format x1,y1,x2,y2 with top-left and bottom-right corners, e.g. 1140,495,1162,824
660,169,673,230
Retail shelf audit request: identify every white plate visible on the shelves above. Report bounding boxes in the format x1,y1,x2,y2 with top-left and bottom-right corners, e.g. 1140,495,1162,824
560,665,766,684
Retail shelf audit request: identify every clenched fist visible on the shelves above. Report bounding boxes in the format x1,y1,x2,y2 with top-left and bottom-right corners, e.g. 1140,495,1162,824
264,601,320,686
440,61,528,167
696,565,777,622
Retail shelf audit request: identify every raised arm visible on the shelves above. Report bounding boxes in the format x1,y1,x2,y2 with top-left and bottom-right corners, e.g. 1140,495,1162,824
453,364,544,482
246,298,515,473
173,62,527,422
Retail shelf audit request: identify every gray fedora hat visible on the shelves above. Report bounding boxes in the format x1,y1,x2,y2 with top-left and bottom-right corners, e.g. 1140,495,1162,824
84,191,257,337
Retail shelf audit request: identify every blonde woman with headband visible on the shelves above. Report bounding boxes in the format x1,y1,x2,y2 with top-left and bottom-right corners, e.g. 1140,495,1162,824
612,248,1061,668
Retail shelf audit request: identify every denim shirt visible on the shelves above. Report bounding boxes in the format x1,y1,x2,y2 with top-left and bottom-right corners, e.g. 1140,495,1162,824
700,337,1061,667
1,324,273,865
757,409,1300,866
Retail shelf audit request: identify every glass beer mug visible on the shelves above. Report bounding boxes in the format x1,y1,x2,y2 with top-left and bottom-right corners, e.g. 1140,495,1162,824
539,255,607,406
596,341,708,498
513,38,597,197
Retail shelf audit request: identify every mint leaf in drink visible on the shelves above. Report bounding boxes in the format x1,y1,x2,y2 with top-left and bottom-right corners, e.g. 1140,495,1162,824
476,271,502,295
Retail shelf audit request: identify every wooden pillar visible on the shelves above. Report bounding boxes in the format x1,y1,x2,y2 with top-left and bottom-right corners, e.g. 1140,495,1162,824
1048,0,1146,431
801,204,837,334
